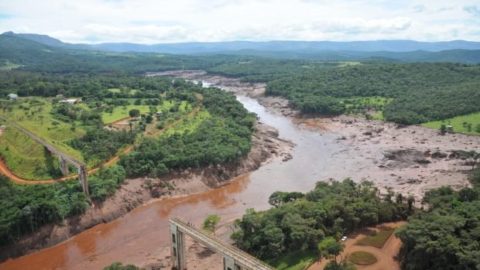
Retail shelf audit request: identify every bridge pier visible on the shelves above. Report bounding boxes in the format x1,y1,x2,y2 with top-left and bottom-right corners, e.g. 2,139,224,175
170,223,186,270
4,117,90,197
59,156,69,176
223,255,239,270
77,165,89,197
169,218,272,270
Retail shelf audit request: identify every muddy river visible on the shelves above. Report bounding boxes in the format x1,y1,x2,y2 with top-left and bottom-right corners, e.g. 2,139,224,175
0,82,352,269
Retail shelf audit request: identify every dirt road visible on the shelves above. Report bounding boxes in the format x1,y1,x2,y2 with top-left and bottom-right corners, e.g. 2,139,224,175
308,222,405,270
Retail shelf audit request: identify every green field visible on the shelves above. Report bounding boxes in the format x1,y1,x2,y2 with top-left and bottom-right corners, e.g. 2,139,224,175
0,98,88,179
349,251,378,265
422,112,480,136
160,110,210,137
342,96,392,120
2,98,86,160
268,250,317,270
101,100,177,124
0,96,200,180
0,126,62,179
356,227,395,248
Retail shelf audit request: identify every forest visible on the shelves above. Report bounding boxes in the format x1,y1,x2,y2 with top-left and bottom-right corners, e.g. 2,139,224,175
0,166,126,245
0,73,255,246
232,179,412,262
264,63,480,124
395,167,480,270
120,85,255,177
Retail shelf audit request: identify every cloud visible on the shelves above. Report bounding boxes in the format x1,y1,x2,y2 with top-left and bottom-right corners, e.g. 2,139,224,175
464,6,480,17
0,0,479,43
0,13,12,20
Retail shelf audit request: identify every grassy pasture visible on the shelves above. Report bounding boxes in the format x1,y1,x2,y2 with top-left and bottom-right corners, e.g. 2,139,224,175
356,227,395,248
349,251,378,265
422,112,480,136
0,126,62,179
160,110,210,137
0,97,199,180
101,100,176,124
1,98,86,161
342,96,392,120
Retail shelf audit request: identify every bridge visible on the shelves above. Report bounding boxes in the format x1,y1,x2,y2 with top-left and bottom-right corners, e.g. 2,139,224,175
0,116,89,195
169,217,273,270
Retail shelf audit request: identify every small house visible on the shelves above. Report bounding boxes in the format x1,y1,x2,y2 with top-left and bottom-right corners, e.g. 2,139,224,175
7,93,18,100
59,98,82,105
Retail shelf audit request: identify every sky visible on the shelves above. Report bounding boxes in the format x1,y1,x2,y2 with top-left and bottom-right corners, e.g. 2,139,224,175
0,0,479,44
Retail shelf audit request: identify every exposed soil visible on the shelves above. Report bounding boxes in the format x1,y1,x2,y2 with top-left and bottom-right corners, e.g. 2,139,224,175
3,71,479,270
308,221,405,270
160,70,480,201
0,121,293,261
299,115,480,201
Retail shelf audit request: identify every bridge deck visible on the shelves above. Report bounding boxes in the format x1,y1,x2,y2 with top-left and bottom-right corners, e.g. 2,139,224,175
171,218,273,270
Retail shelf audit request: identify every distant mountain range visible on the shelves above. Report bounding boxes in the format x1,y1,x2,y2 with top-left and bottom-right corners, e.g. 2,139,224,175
2,31,480,64
5,31,480,54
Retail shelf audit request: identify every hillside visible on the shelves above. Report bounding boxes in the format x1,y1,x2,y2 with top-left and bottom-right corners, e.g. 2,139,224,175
3,31,480,64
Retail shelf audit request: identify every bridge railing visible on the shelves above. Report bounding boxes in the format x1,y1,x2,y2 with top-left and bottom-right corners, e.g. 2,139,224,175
171,217,273,270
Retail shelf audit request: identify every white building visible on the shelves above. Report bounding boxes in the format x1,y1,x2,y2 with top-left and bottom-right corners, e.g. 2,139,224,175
59,98,81,105
7,93,18,100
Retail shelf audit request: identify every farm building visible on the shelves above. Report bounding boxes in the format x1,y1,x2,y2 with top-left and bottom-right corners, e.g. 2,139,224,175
59,98,82,105
7,93,18,100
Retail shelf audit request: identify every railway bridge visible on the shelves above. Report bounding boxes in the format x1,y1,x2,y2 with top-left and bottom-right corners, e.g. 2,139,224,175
0,116,89,195
169,217,273,270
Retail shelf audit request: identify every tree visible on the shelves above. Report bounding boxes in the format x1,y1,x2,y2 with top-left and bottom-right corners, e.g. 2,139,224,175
129,109,140,118
145,114,153,124
103,262,141,270
439,124,447,135
202,214,221,234
325,260,356,270
318,237,344,263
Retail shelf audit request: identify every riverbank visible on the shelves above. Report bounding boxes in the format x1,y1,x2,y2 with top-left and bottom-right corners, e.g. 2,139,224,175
161,70,480,200
0,120,293,262
2,70,478,270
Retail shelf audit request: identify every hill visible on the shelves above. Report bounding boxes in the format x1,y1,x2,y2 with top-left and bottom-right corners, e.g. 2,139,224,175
3,31,480,64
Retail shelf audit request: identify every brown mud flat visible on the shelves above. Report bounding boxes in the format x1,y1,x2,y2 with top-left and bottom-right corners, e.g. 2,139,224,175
2,71,479,270
161,70,480,201
0,120,293,263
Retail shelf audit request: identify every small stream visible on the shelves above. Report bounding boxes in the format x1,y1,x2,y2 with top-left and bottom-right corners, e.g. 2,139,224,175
0,83,346,270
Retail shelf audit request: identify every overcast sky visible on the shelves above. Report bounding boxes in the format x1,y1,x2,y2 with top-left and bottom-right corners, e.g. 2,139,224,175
0,0,479,43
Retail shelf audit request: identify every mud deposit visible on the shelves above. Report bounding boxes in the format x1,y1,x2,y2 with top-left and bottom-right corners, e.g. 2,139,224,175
2,71,479,270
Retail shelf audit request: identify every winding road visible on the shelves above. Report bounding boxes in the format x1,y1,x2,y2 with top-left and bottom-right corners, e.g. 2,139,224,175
0,107,200,185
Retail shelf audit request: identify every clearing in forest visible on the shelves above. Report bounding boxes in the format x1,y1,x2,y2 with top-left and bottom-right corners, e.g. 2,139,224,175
422,112,480,136
0,97,198,180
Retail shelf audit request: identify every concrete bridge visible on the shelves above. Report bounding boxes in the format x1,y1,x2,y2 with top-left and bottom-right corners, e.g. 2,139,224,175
169,217,273,270
0,116,89,195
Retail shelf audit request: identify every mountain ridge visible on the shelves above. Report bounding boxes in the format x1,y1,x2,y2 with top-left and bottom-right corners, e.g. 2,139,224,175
1,31,480,66
4,31,480,54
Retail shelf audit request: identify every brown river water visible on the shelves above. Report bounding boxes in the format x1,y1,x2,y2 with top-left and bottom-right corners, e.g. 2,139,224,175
0,86,347,270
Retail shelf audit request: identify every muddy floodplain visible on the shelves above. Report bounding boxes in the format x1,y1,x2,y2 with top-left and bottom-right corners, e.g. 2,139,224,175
1,71,479,270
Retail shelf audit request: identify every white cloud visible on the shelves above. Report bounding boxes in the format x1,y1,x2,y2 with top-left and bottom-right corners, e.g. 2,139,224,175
0,0,478,43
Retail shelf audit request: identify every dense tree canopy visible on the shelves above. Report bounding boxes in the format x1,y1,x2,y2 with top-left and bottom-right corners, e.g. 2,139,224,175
0,166,126,246
264,63,480,123
232,179,411,260
396,168,480,270
120,86,255,177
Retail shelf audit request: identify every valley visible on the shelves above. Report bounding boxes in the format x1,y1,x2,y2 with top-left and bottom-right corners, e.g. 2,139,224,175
0,27,480,270
1,73,478,270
